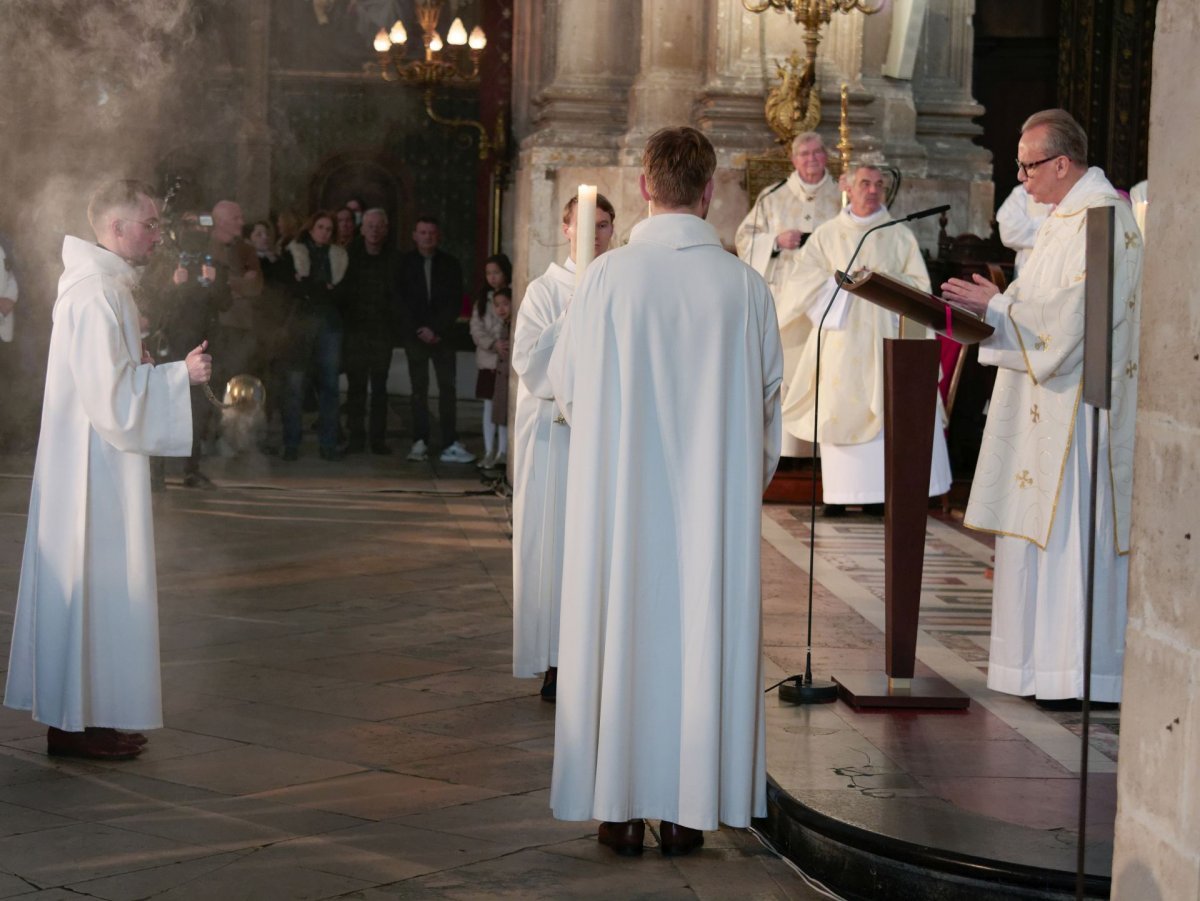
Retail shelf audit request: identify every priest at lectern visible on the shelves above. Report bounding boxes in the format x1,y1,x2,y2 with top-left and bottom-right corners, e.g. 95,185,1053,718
942,109,1141,705
778,162,952,516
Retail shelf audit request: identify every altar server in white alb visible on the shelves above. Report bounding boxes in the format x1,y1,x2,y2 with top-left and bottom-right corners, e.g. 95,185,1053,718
511,191,616,702
4,180,212,760
735,131,841,455
778,162,951,515
548,126,783,858
943,109,1141,704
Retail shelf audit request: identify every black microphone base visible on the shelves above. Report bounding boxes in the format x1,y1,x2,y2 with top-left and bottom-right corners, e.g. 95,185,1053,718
778,677,839,705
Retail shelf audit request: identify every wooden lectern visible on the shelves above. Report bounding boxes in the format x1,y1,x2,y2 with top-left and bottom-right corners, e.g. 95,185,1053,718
829,271,993,709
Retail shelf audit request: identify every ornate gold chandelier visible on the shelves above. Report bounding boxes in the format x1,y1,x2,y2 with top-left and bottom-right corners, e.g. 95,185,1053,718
371,0,487,88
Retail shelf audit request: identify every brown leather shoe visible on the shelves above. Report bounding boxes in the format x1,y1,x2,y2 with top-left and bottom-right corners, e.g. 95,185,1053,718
93,727,149,747
659,820,704,857
47,727,142,761
598,819,645,857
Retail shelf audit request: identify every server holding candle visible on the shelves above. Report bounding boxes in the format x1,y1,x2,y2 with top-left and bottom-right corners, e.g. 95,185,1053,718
511,188,616,702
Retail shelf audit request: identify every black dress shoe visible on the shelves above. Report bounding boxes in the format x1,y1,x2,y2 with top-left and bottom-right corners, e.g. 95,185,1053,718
47,727,142,760
862,503,885,516
598,820,644,857
540,666,557,703
370,442,392,456
822,503,846,518
659,821,704,857
182,470,216,490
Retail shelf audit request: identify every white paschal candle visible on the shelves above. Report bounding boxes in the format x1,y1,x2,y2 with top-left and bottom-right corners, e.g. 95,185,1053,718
575,184,597,289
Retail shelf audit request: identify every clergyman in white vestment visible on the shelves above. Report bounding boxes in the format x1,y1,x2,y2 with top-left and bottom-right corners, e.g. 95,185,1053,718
943,110,1141,703
735,131,841,456
548,127,783,858
777,163,952,513
996,183,1053,276
511,192,615,700
4,180,212,759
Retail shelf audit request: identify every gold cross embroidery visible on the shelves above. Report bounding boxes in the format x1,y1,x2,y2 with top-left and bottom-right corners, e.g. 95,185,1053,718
1034,334,1052,351
1030,405,1040,423
1125,231,1140,249
1016,470,1033,489
1126,360,1138,377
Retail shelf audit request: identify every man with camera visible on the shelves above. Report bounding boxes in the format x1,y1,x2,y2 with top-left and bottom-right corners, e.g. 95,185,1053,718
141,210,229,487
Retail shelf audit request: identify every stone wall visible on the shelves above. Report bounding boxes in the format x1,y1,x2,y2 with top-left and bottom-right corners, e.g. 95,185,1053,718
1111,2,1200,897
506,0,993,299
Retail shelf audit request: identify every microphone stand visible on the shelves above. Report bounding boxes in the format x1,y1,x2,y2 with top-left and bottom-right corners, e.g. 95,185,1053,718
779,204,949,705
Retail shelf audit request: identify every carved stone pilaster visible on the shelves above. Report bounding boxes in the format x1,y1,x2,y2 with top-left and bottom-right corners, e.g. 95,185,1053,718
236,0,273,219
519,0,639,151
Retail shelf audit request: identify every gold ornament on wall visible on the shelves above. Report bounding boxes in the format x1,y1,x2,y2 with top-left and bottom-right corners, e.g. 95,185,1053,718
743,0,883,146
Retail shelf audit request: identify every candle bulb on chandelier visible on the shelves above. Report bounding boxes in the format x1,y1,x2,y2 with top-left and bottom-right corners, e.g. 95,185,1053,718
446,17,468,46
468,26,487,50
389,20,407,45
373,29,391,52
429,31,444,53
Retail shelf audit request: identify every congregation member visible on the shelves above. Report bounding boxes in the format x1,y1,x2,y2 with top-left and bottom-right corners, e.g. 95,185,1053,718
335,206,358,248
342,208,398,455
396,216,474,464
488,288,513,468
248,219,293,438
4,179,212,760
209,200,262,407
548,127,782,857
942,109,1141,705
511,192,615,703
470,253,512,469
142,213,225,488
282,210,347,461
778,162,951,516
735,131,841,457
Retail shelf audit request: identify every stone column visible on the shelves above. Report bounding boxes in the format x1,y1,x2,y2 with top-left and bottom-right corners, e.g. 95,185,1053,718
509,0,641,296
1111,2,1200,897
620,0,706,159
236,0,273,220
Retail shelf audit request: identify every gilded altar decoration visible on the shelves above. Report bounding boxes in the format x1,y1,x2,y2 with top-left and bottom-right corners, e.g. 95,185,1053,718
1016,470,1034,489
742,0,883,146
1030,405,1040,423
1034,334,1051,351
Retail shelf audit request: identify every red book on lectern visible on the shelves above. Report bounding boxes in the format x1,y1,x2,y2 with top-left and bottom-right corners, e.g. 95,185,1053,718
835,269,995,345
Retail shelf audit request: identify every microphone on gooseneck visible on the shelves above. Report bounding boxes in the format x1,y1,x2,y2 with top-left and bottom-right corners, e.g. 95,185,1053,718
761,178,788,198
903,204,951,222
749,179,789,264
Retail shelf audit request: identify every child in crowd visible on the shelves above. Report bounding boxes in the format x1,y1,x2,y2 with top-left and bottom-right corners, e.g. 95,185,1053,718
469,253,512,468
489,288,513,469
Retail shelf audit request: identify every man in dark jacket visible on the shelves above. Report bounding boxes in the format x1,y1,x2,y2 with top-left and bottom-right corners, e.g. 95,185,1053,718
342,208,397,454
394,216,474,463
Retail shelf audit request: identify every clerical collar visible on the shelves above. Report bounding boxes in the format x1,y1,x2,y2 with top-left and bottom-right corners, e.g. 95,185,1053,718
792,171,830,198
847,207,888,226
